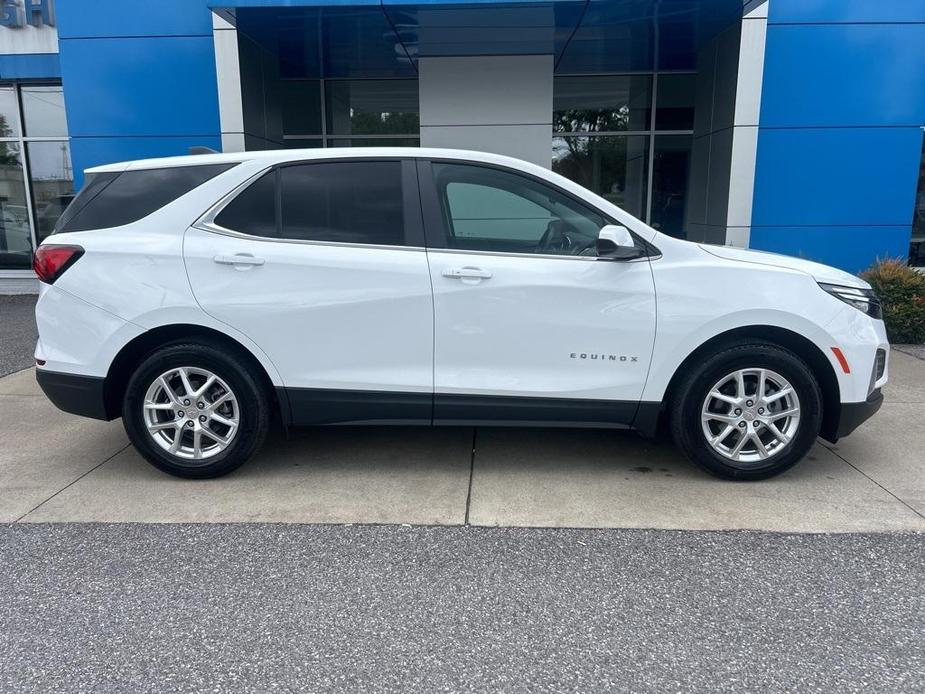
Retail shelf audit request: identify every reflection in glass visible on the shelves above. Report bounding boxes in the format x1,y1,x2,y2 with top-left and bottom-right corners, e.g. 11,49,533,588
553,76,651,133
325,80,419,136
27,141,74,243
21,85,68,137
0,86,20,138
650,135,692,238
552,136,649,219
279,80,322,136
655,74,696,131
283,138,323,149
0,143,32,269
329,138,419,148
912,138,925,267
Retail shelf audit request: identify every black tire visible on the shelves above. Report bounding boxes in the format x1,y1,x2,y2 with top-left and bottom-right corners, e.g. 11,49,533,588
669,341,823,481
122,341,270,479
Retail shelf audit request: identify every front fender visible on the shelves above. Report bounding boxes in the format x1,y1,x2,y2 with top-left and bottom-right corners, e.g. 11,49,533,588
641,308,844,402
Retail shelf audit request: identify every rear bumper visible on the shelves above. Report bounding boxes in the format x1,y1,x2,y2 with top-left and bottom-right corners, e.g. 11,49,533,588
824,389,883,442
36,369,114,421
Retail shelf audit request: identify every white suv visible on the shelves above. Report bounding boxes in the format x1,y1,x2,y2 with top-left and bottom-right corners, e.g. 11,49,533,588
33,148,888,480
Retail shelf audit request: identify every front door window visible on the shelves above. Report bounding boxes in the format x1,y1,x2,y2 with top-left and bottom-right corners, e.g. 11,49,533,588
432,162,606,257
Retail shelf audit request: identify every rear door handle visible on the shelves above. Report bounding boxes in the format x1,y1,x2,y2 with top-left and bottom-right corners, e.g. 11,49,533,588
213,253,265,267
442,266,492,280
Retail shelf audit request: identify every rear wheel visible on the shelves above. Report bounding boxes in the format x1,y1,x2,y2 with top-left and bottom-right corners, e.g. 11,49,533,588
123,342,270,478
669,342,823,480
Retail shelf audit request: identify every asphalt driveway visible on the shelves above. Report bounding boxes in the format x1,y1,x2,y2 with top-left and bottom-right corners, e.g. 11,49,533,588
0,295,37,377
3,524,923,693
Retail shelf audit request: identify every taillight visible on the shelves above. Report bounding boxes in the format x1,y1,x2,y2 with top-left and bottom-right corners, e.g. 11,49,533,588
33,244,84,284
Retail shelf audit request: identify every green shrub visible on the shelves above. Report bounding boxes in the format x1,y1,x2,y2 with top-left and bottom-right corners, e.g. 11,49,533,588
860,259,925,344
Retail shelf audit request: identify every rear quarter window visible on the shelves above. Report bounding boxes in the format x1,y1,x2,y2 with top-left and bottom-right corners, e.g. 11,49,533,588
55,163,236,233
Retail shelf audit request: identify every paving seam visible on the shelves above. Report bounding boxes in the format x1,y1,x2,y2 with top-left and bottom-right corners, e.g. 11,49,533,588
14,443,132,523
463,428,477,525
821,441,925,521
4,520,925,537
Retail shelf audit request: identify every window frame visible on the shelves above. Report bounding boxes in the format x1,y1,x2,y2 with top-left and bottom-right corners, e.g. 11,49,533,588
0,80,71,273
552,71,696,234
416,158,657,261
198,157,425,249
279,77,420,149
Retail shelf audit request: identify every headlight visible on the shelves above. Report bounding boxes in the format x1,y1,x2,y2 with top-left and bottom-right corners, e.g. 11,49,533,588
818,282,883,319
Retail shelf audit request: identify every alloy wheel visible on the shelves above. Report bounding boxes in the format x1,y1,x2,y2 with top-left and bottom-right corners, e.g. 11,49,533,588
700,367,801,467
142,366,240,461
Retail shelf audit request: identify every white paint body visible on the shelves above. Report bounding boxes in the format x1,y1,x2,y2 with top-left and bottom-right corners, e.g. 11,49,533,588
35,148,888,414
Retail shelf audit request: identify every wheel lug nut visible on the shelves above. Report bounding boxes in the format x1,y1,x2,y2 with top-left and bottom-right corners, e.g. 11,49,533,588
738,422,746,428
186,420,194,427
734,408,742,415
197,402,205,409
753,421,760,427
199,415,206,422
746,400,753,407
177,411,184,418
758,407,765,414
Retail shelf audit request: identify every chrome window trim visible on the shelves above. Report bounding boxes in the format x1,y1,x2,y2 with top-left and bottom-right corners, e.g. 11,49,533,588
195,221,425,253
425,247,653,263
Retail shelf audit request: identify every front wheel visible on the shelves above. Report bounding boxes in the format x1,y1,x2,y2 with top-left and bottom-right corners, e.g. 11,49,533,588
123,342,270,478
669,342,823,480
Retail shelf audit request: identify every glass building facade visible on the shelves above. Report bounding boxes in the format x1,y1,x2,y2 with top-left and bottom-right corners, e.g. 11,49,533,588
912,141,925,267
1,0,924,285
271,72,694,238
551,73,694,237
0,83,72,271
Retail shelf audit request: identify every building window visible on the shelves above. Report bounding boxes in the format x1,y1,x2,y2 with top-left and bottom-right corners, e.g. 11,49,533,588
0,83,72,271
280,79,419,149
553,135,650,220
911,138,925,268
552,73,694,238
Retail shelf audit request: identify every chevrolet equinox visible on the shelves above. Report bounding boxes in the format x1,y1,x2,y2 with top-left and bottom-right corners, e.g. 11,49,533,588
33,149,888,480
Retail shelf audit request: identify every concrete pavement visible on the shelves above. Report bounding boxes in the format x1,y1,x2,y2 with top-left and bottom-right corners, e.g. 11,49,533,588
1,351,924,532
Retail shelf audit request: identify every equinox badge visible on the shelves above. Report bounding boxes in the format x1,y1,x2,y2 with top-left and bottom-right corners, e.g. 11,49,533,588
570,352,638,362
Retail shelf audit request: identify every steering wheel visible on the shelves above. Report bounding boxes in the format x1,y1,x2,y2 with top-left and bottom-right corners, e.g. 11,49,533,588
537,220,572,253
575,238,598,256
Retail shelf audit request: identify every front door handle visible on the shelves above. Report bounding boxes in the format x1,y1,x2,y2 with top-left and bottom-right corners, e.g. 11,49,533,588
213,253,265,267
442,266,492,280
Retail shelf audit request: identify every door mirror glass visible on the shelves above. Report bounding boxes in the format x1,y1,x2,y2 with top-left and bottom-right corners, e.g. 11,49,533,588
596,224,644,260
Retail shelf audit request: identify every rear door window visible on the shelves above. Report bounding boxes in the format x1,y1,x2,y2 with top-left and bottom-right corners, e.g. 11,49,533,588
56,163,235,233
212,161,408,246
279,161,404,245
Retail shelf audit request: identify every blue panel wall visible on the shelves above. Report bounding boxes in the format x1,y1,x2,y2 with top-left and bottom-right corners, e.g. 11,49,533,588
56,0,220,187
752,129,923,227
752,3,925,273
750,226,911,273
0,53,60,80
768,0,925,24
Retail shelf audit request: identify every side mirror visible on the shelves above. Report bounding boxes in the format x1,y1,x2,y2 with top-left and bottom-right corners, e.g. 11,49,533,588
596,224,644,260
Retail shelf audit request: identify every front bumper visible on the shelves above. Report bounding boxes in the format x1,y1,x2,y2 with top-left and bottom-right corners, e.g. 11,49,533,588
36,369,114,421
823,388,883,442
